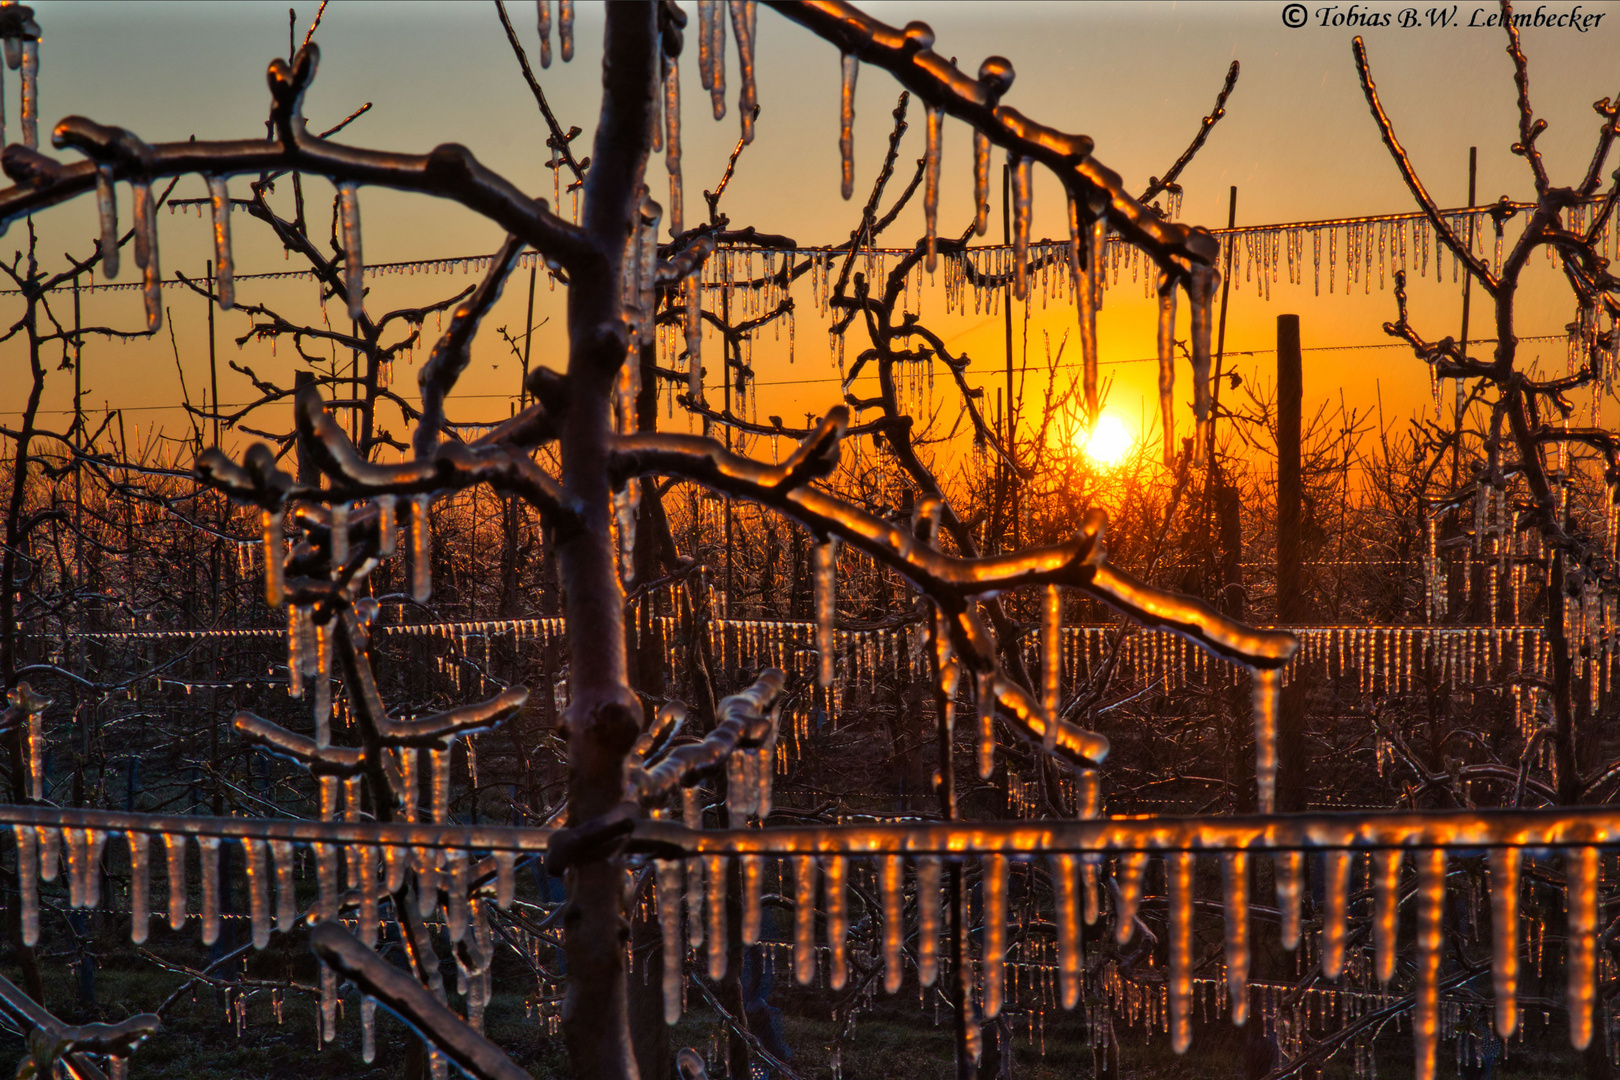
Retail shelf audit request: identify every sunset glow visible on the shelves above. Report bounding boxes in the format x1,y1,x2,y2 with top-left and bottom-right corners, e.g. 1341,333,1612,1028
1078,413,1133,467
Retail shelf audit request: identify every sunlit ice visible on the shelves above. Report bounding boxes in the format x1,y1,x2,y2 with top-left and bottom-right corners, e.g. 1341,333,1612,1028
1076,412,1134,467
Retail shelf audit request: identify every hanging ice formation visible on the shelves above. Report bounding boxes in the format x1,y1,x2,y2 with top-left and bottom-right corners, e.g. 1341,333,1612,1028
923,105,942,271
208,175,235,310
96,165,119,279
1155,275,1177,466
729,1,756,143
838,52,857,200
132,180,161,331
338,182,364,320
536,0,553,68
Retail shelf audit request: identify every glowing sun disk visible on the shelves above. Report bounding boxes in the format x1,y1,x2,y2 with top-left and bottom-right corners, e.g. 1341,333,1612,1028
1079,413,1132,467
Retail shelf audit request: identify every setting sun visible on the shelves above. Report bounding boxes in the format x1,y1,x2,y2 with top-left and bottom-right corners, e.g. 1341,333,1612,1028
1077,413,1134,467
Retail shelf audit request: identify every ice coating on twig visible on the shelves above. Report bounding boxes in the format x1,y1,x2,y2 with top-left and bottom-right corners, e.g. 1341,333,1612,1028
96,165,119,279
656,859,684,1023
915,854,941,987
208,175,234,310
338,182,364,321
1568,846,1597,1049
1415,849,1445,1080
923,105,941,271
132,180,161,331
728,2,755,144
1156,277,1177,466
793,853,815,984
1010,156,1032,300
880,854,903,994
838,53,857,200
1252,667,1279,813
1168,852,1194,1052
558,0,573,62
982,853,1007,1019
1221,852,1249,1024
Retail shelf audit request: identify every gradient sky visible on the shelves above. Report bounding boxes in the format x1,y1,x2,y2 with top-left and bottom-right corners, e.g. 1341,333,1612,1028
4,1,1618,463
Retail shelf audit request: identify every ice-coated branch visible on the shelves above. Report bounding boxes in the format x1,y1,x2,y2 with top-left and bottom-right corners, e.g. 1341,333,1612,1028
0,971,157,1080
415,234,526,460
1138,60,1239,207
767,1,1219,270
1500,3,1551,195
610,424,1297,670
1,47,591,268
628,668,784,803
235,712,366,776
1351,36,1498,293
309,922,532,1080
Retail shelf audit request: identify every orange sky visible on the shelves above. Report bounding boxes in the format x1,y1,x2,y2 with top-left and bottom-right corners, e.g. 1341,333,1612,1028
3,1,1617,465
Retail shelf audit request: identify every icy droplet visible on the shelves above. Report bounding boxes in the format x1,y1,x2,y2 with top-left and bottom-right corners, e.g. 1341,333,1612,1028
209,176,235,310
97,166,119,280
983,854,1007,1019
1169,851,1194,1053
838,54,857,200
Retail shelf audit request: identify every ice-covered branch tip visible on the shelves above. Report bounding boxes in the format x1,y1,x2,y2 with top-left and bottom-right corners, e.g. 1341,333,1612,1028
610,429,1296,671
629,668,785,804
768,1,1219,270
310,922,532,1080
0,971,158,1080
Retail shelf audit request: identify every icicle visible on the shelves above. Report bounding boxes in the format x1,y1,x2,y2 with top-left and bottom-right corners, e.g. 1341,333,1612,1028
838,53,857,199
315,842,339,921
653,859,686,1024
741,853,763,944
1071,197,1101,420
559,0,574,62
825,855,848,990
707,0,725,119
415,845,439,918
814,538,837,688
361,996,377,1063
1011,156,1033,300
494,850,516,911
321,963,338,1043
1415,848,1445,1080
1276,854,1302,952
976,671,997,780
431,747,451,823
1252,668,1280,813
410,494,433,603
1490,846,1519,1035
1051,853,1081,1010
1222,852,1249,1025
728,1,756,143
1042,585,1062,748
1115,851,1147,944
880,854,904,994
165,833,187,932
330,502,350,568
705,853,727,980
1374,849,1400,986
314,620,333,750
335,183,365,320
1322,850,1350,979
198,836,221,946
663,50,683,235
536,0,553,67
376,494,397,558
127,830,148,945
972,131,991,236
983,854,1008,1019
19,35,37,149
209,176,235,310
792,854,817,985
14,826,37,947
241,837,270,950
132,180,162,332
25,699,43,802
1169,852,1194,1052
1156,276,1177,466
1187,263,1215,452
445,848,469,942
916,855,942,987
1567,846,1597,1049
923,105,942,271
97,166,120,279
262,509,283,607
